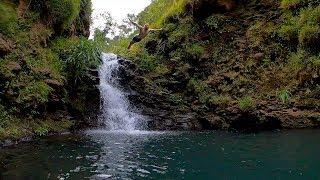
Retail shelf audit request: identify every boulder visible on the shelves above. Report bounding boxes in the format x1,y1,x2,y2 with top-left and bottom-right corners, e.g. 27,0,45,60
254,52,264,61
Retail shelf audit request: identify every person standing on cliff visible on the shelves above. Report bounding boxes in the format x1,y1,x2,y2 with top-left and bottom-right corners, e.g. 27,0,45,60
127,19,163,49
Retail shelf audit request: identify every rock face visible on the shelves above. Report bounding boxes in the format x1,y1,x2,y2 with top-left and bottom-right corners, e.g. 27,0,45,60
117,55,320,131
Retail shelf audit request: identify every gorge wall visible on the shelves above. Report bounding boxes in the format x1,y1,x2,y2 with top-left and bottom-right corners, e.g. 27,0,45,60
0,0,101,141
111,0,320,131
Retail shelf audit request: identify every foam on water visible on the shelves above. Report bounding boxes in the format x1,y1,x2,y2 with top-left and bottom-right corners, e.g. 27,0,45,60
85,129,167,136
98,53,144,131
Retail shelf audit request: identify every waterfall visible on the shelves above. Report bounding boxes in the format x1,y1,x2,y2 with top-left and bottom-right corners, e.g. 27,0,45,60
98,53,144,131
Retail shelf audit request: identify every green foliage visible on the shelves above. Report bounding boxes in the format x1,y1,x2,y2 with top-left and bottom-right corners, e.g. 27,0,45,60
184,43,205,59
26,49,63,80
205,16,219,29
49,0,81,29
169,93,184,105
188,78,208,95
0,105,10,129
106,37,159,71
286,50,320,72
154,64,170,75
136,52,158,71
138,0,188,28
31,119,73,136
17,81,53,105
34,121,50,136
299,25,319,46
0,1,18,35
207,95,232,106
0,0,95,140
278,6,320,49
277,89,292,103
52,37,102,82
280,0,303,9
238,96,255,111
168,23,192,44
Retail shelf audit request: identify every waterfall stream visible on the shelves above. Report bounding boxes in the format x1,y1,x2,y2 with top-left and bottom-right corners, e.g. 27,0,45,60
98,53,144,131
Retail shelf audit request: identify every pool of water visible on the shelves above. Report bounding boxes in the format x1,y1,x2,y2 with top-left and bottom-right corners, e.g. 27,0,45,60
0,129,319,179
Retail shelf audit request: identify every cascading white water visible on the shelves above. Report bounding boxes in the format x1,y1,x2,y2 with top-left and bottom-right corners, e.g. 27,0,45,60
98,53,143,131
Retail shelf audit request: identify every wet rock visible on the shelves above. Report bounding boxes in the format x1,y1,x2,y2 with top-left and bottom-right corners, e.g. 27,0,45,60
89,69,99,78
254,52,264,61
3,140,14,147
44,79,63,89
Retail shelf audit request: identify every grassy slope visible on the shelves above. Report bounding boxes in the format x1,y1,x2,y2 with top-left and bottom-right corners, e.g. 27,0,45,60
108,0,320,129
0,0,102,140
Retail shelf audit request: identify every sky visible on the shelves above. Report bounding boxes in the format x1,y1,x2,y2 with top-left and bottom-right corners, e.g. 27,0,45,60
90,0,151,37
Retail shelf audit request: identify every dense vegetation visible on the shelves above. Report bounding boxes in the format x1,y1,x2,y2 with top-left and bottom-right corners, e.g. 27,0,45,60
0,0,103,140
108,0,320,130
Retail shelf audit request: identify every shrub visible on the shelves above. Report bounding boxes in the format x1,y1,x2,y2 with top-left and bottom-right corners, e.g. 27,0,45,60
280,0,302,9
278,6,320,49
17,81,53,105
287,50,306,71
52,37,102,83
278,89,292,103
137,53,158,71
49,0,81,29
187,78,208,95
168,24,192,46
155,64,170,75
168,93,184,105
208,95,232,106
26,49,63,80
278,13,299,41
238,96,255,111
185,43,205,59
0,1,18,35
298,25,319,46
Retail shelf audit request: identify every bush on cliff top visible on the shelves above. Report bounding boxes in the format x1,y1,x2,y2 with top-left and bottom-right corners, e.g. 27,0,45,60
49,0,81,29
51,37,103,84
138,0,188,28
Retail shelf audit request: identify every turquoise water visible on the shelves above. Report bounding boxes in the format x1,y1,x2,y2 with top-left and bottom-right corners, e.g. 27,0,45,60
0,129,319,179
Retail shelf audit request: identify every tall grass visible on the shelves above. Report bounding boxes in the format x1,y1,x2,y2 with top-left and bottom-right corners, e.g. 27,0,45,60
138,0,189,28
